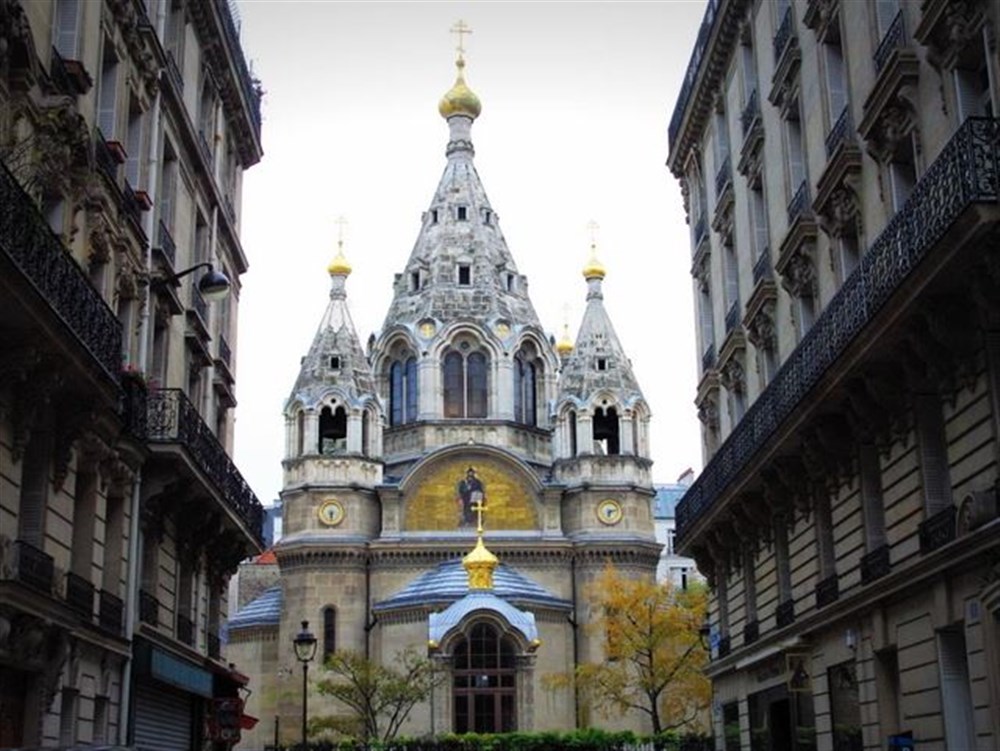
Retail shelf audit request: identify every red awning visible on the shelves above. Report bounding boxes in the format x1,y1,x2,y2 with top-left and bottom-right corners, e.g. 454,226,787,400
240,713,259,730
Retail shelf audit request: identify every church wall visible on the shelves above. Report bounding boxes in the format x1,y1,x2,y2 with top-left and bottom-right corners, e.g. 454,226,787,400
227,628,279,751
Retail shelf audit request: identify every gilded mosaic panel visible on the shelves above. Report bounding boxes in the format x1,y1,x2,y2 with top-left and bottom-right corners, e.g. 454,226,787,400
404,455,539,531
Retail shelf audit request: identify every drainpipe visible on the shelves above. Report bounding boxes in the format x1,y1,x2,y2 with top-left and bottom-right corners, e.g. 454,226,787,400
570,554,580,729
119,0,167,742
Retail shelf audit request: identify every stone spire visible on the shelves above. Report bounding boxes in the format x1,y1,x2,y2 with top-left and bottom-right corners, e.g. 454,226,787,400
288,237,376,407
557,237,645,407
378,40,546,341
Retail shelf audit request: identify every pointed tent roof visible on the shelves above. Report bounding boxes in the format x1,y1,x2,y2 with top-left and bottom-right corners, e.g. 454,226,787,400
557,247,645,407
378,54,546,341
287,251,376,410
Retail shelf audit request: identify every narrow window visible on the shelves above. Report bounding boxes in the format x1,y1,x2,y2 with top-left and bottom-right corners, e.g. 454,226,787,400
53,0,81,59
456,206,467,221
568,410,578,457
390,362,404,426
431,209,439,224
97,44,119,140
774,515,793,623
410,271,420,291
483,209,492,225
443,352,464,418
404,357,418,422
323,606,336,663
596,358,607,371
593,406,620,455
467,352,488,418
296,411,305,455
329,356,340,370
506,273,515,292
125,99,144,186
70,467,98,584
914,394,953,516
860,443,888,552
458,264,471,286
828,662,862,751
59,688,78,745
937,629,976,750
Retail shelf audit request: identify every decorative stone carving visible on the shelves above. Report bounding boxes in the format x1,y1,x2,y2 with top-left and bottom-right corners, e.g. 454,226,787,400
29,101,92,198
822,185,862,239
803,0,841,42
779,247,816,299
745,300,776,352
915,0,987,69
0,0,40,91
697,395,719,430
719,355,745,394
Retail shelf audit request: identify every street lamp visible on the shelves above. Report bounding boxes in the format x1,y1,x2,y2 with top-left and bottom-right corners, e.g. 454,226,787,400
292,620,317,750
152,261,231,301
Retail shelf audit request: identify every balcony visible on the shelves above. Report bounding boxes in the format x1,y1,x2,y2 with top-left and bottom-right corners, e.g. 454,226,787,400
693,212,708,249
776,599,795,628
49,48,92,96
741,89,760,140
100,590,124,634
0,163,123,383
773,7,794,66
94,132,120,186
861,544,891,584
146,389,265,544
65,572,95,617
191,285,209,327
739,91,765,183
714,155,732,200
725,301,741,334
874,11,906,74
121,373,149,441
816,575,840,607
139,589,159,626
743,620,759,645
919,506,956,554
218,336,232,369
177,613,195,646
197,130,213,167
787,180,811,227
155,221,177,269
676,117,1000,543
668,0,723,150
825,107,852,158
121,181,146,239
752,251,773,284
13,540,54,593
701,343,717,372
165,51,184,93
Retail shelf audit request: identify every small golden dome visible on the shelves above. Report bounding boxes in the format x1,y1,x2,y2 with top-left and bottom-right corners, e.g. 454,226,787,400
582,243,606,280
463,533,498,590
327,244,352,276
556,322,574,355
439,57,482,120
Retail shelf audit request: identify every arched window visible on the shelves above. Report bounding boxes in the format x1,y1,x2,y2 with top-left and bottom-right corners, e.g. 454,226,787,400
568,410,577,457
443,349,488,418
593,406,620,455
296,411,305,456
322,606,336,663
318,404,347,454
390,358,418,426
452,623,516,733
513,355,537,426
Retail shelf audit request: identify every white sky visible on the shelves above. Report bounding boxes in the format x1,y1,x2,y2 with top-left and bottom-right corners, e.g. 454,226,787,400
232,1,708,506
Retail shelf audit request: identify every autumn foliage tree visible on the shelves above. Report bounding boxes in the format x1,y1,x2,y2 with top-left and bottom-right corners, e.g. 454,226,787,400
555,565,711,734
311,648,445,742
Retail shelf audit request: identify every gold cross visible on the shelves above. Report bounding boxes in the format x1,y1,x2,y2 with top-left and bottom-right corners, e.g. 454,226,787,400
587,220,600,248
335,216,348,249
471,497,486,534
450,19,472,57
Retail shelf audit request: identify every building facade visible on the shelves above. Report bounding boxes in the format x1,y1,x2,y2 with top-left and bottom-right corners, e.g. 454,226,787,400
0,0,264,747
667,1,1000,750
653,475,702,589
227,49,659,748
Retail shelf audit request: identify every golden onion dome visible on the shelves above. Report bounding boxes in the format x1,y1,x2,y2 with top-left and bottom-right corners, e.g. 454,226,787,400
463,533,499,590
556,322,574,356
438,57,482,120
327,244,352,276
582,243,606,280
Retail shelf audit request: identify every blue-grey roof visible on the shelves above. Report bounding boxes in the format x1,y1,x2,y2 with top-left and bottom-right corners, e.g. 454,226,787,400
374,560,571,613
228,585,283,630
429,592,538,645
654,483,689,519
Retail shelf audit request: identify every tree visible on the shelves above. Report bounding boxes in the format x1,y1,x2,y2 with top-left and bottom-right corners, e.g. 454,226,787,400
552,565,711,734
312,648,445,742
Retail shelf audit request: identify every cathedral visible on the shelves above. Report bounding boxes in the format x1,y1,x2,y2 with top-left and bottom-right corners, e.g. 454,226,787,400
227,45,659,746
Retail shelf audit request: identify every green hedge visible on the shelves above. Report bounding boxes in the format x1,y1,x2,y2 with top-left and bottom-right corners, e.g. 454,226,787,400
270,729,713,751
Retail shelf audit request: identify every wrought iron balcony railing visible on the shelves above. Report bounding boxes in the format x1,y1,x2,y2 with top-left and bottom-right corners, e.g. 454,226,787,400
919,506,956,554
217,0,263,140
14,540,54,593
65,571,95,617
773,7,794,66
166,51,184,93
715,154,732,199
743,620,759,645
218,335,232,368
676,118,1000,543
94,132,119,185
99,589,124,634
191,285,209,325
701,343,717,372
787,180,811,226
147,389,265,543
825,106,852,158
0,163,123,382
198,130,213,166
668,0,722,148
874,11,905,73
861,544,891,584
224,193,237,224
724,301,741,334
753,250,773,284
157,220,177,268
177,613,195,646
139,589,159,626
776,599,796,628
816,575,840,607
121,374,148,440
693,212,708,247
741,89,760,139
122,180,144,232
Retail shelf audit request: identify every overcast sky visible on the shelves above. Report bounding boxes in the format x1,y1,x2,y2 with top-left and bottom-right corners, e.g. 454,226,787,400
232,1,708,506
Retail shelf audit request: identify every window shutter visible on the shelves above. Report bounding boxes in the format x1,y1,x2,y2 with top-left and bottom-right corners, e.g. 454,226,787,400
825,43,847,128
915,394,952,515
786,119,806,192
752,188,769,259
875,0,899,38
725,247,740,309
97,58,118,137
125,109,143,185
953,68,984,123
742,45,757,99
53,0,81,58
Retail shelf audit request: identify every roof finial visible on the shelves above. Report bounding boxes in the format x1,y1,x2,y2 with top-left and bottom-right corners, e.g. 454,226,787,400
327,215,352,276
556,303,574,356
450,19,472,61
439,20,481,121
582,220,606,280
462,468,498,590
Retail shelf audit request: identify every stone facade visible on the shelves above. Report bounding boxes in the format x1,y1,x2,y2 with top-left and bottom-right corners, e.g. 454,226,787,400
668,1,1000,750
228,51,659,748
0,0,263,747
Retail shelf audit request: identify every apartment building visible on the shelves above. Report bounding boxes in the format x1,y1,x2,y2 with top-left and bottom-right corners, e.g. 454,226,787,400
667,1,999,749
0,0,264,747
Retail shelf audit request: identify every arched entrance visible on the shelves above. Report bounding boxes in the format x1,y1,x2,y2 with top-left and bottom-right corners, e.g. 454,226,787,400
451,622,517,733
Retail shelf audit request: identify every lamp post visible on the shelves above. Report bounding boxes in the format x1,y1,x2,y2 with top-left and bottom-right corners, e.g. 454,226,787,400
292,620,317,750
152,261,232,301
